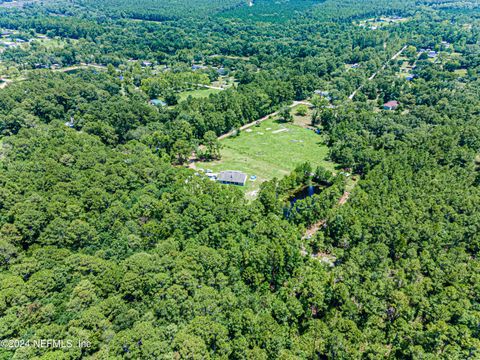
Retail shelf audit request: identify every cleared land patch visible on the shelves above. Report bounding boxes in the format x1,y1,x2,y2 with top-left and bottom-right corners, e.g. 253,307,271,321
178,87,223,101
195,117,335,197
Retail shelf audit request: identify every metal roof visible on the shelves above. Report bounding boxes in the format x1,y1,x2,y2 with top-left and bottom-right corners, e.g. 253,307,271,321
384,101,399,108
217,171,247,184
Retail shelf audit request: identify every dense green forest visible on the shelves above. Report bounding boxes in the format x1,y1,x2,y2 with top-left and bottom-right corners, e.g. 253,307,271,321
70,0,245,20
0,0,479,358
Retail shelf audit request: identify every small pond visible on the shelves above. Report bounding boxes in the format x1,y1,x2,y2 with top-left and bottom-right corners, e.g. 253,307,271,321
288,185,322,205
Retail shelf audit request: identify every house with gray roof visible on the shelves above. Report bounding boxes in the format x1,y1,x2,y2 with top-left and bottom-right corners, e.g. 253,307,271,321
217,171,247,186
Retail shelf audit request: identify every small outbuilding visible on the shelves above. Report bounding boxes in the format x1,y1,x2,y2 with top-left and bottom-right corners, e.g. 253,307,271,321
217,171,247,186
150,99,167,107
383,101,399,110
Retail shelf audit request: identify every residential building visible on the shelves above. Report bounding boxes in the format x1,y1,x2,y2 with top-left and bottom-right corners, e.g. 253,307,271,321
383,100,399,110
217,171,247,186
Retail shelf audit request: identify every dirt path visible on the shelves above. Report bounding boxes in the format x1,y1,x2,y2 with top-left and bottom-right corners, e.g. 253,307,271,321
197,84,226,91
300,190,353,266
349,45,407,100
303,190,351,239
0,77,25,89
338,190,350,205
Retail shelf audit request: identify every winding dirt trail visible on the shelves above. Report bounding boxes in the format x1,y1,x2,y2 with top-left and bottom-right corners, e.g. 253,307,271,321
303,190,351,239
300,189,353,266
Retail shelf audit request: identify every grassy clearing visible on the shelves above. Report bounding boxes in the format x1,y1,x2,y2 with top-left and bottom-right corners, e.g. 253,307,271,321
0,63,25,82
449,52,463,58
357,16,410,28
291,104,314,128
211,76,236,89
33,37,70,50
194,117,335,198
178,87,222,101
210,55,250,61
345,176,359,193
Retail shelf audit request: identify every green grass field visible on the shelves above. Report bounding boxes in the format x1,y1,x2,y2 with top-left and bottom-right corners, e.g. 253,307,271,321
194,117,335,197
35,37,71,50
357,16,410,28
178,88,223,101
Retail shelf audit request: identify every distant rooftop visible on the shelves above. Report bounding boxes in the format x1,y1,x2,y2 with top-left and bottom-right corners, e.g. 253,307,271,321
383,100,399,109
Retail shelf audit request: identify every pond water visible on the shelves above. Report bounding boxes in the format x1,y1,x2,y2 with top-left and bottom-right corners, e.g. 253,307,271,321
288,185,322,204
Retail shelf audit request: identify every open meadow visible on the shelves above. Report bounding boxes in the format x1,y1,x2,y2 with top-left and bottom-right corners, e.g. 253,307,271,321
178,87,223,101
194,115,335,197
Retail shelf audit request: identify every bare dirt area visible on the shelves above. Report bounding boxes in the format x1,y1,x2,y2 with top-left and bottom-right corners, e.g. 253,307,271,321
0,78,12,89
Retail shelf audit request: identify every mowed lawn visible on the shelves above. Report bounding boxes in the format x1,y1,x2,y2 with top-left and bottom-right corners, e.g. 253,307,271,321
195,118,335,197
